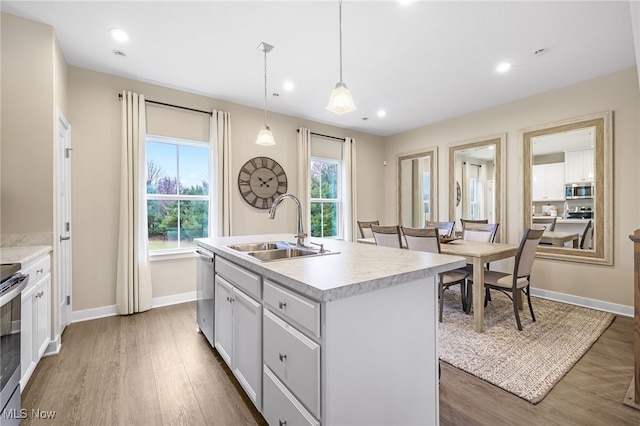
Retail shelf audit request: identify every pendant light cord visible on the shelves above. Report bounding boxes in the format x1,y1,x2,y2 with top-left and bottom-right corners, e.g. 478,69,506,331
339,0,343,83
263,48,268,124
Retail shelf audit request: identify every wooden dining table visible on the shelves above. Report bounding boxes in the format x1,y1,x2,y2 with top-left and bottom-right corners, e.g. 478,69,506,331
540,230,579,248
357,237,518,332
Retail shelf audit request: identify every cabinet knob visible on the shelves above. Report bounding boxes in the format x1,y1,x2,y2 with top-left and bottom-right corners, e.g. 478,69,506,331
278,301,286,310
278,352,287,362
37,268,44,274
279,420,287,426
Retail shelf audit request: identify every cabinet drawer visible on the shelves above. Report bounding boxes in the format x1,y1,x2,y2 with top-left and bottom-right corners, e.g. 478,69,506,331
264,281,320,338
263,310,320,417
216,256,261,299
263,365,319,426
22,255,50,287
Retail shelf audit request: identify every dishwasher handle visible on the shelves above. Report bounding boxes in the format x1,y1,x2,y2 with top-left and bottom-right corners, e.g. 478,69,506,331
196,249,215,262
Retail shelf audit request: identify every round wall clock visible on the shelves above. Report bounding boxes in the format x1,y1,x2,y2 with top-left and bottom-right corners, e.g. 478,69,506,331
238,156,288,209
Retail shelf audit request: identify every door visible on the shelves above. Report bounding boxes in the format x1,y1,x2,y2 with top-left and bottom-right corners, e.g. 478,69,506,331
57,109,72,335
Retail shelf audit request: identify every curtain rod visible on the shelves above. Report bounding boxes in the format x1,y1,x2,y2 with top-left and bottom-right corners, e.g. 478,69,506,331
297,128,346,142
118,93,212,116
463,162,482,167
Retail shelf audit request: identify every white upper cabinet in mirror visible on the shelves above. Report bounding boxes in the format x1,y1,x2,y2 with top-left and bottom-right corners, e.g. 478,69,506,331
449,134,506,242
397,148,437,228
522,111,612,265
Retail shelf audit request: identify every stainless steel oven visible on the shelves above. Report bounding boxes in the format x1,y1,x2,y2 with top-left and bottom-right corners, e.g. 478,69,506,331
0,264,28,425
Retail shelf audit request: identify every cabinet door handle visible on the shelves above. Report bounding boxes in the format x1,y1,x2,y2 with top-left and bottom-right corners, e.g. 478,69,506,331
279,420,287,426
278,301,286,310
278,352,287,362
37,268,44,274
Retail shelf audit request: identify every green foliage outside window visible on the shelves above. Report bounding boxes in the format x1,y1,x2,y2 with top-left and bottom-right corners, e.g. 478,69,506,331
310,160,340,238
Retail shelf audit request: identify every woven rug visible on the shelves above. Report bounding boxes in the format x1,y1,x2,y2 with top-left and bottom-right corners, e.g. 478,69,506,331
438,287,614,404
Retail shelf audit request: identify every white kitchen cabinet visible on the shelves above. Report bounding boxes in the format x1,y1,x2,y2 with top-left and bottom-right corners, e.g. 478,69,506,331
20,253,51,390
532,163,565,201
214,263,262,410
564,149,594,183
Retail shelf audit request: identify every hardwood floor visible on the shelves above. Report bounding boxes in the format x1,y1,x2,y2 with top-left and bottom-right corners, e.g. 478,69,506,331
21,303,640,425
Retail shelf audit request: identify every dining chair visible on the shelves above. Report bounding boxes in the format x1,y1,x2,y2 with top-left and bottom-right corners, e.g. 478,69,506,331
357,220,379,239
532,216,557,231
469,227,545,330
370,224,403,248
401,226,469,321
580,219,593,249
426,221,455,238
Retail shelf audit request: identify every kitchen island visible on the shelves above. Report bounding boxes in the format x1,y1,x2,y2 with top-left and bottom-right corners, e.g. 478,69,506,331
196,234,465,426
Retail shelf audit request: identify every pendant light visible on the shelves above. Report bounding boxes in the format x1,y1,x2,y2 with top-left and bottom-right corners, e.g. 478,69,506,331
256,42,276,146
327,0,356,114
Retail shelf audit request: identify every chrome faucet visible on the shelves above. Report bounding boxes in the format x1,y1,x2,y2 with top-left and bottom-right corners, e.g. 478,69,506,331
268,194,307,247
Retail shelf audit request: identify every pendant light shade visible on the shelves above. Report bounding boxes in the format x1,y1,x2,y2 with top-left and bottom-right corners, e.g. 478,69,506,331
327,0,356,114
256,42,275,146
256,125,275,146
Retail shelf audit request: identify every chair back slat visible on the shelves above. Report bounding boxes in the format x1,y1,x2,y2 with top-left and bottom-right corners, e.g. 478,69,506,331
532,216,557,231
401,227,440,253
370,225,403,248
580,219,593,249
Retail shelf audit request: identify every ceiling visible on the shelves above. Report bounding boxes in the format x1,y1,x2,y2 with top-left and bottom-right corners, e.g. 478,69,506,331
1,1,636,137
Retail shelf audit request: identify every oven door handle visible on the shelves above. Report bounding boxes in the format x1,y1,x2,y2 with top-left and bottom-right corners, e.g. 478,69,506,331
0,274,28,307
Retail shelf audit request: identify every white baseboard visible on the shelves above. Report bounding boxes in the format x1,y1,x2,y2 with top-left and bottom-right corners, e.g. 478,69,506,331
44,335,61,356
71,291,197,323
531,287,633,317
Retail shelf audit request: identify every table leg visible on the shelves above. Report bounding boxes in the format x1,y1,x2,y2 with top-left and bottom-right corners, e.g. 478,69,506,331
473,257,484,332
573,237,579,248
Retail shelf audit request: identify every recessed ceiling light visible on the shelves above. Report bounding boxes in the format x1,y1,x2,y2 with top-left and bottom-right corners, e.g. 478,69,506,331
398,0,414,5
283,81,294,91
110,28,129,42
377,110,387,118
496,62,511,73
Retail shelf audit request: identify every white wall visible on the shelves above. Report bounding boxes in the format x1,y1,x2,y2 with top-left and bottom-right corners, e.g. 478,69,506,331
384,67,640,308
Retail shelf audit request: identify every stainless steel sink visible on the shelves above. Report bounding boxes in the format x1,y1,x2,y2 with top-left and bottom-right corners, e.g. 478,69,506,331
246,248,318,261
226,241,293,252
225,240,337,262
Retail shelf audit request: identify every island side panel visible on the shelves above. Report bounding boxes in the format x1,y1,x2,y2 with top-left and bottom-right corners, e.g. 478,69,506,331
321,276,439,425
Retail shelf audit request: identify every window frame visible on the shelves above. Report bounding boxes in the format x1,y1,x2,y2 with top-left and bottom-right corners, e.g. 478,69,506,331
145,134,212,255
309,156,343,239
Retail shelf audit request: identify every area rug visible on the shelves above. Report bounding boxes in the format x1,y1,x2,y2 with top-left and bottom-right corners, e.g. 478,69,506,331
438,287,614,404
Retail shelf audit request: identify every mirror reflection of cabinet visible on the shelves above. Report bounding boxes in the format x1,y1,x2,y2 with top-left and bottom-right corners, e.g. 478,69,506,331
522,111,612,265
532,163,565,202
397,148,437,228
448,134,505,242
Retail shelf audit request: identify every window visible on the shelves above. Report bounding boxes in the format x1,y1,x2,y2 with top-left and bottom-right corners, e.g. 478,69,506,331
310,158,341,238
146,135,210,252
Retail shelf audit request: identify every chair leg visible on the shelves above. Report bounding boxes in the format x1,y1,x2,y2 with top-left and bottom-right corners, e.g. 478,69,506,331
464,282,473,314
526,286,536,322
459,281,468,313
512,291,523,331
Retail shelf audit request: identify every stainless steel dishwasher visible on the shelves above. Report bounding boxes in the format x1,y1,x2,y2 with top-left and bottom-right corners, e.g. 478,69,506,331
196,246,215,346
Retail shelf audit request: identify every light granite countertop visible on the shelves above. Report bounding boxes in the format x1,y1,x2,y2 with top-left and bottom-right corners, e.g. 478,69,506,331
196,234,465,302
0,245,52,267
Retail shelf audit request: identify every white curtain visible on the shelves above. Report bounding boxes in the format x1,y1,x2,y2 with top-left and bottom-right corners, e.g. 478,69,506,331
211,110,232,237
342,137,357,242
297,127,312,236
116,91,152,315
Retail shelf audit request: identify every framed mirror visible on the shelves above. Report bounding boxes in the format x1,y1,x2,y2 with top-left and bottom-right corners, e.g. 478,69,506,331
397,147,437,228
521,111,612,265
449,134,506,242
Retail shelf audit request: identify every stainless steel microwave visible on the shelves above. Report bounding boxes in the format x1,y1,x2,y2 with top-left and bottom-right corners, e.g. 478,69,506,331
565,183,594,199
